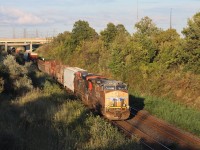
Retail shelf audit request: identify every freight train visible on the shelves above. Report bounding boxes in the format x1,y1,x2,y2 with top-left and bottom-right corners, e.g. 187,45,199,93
37,59,130,120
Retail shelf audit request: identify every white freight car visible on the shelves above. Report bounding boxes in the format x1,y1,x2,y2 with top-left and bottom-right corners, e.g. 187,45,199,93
63,67,86,92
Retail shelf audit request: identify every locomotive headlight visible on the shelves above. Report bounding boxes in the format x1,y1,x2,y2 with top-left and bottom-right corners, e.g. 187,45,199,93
123,104,126,106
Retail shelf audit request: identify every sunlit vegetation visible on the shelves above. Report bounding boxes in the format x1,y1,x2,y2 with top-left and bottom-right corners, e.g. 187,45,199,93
130,91,200,137
1,12,199,148
144,96,200,137
0,59,142,149
0,88,144,150
0,53,143,149
37,13,200,136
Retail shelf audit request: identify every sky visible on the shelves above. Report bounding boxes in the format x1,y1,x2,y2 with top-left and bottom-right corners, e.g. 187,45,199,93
0,0,199,38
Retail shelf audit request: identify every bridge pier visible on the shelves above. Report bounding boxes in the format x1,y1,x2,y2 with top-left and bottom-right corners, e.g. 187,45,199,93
30,41,32,52
5,42,7,51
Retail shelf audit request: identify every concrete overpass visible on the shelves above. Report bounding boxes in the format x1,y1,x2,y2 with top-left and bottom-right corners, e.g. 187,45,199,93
0,38,52,52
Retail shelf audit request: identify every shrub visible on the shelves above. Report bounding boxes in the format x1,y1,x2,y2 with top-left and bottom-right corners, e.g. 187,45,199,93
3,55,28,77
13,76,33,95
0,78,4,93
3,55,33,96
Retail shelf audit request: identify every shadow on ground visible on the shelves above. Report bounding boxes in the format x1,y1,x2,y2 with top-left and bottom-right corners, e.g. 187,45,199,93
128,94,145,119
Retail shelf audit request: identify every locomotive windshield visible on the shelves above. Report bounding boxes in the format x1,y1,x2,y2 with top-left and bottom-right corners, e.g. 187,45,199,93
116,85,127,90
102,79,127,91
104,85,127,90
104,86,115,90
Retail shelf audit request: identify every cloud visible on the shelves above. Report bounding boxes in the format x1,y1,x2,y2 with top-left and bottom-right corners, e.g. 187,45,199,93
66,0,118,4
0,7,48,26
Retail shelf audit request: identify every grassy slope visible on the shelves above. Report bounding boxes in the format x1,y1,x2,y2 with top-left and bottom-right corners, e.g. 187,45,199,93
39,42,200,138
129,90,200,137
85,65,200,137
0,72,143,150
38,46,200,138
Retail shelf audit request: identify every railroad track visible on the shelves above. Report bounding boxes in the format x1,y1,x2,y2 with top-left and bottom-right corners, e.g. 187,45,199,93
112,120,171,150
116,107,200,150
131,108,200,149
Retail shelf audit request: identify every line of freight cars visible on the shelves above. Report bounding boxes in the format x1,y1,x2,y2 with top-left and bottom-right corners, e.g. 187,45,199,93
37,59,130,120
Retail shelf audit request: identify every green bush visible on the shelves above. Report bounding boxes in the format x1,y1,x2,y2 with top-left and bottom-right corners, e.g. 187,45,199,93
0,79,143,150
14,75,33,95
3,55,28,77
2,55,33,96
0,78,4,93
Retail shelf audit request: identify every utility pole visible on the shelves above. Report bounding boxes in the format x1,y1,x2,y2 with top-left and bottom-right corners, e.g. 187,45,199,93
170,8,172,29
137,0,139,21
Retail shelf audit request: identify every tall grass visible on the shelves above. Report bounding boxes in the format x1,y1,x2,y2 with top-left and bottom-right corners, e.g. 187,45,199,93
0,78,143,150
130,90,200,137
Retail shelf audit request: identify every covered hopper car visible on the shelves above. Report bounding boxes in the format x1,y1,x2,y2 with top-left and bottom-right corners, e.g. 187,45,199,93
37,59,130,120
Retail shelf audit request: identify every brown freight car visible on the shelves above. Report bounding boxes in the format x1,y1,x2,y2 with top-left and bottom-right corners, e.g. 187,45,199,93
54,62,67,85
37,59,46,72
37,59,53,75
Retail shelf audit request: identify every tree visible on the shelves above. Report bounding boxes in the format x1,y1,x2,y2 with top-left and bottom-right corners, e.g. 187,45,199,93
133,16,161,63
53,31,71,45
182,12,200,73
154,29,182,68
51,31,74,62
154,29,180,44
116,24,130,36
100,23,118,45
134,16,160,36
71,20,98,47
182,12,200,56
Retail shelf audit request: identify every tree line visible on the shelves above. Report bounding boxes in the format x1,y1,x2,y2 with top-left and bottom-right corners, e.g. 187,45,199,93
39,12,200,77
37,12,200,107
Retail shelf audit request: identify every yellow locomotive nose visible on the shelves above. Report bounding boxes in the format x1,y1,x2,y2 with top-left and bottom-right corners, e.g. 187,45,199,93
104,91,130,120
106,91,129,107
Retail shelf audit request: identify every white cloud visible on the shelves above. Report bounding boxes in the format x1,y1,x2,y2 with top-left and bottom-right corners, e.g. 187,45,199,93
0,7,48,25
